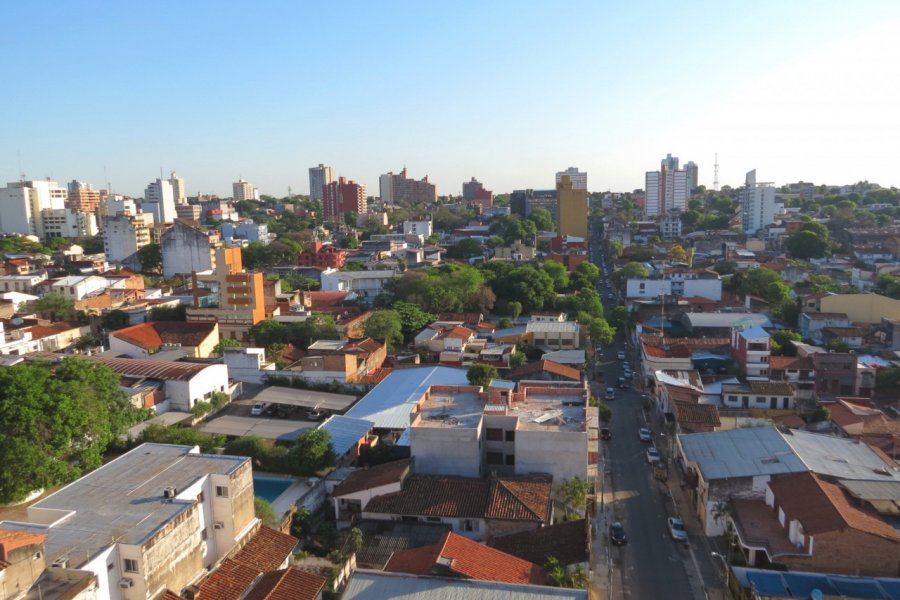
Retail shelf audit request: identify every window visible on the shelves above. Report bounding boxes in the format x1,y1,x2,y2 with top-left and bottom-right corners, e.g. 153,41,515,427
505,430,515,442
486,452,503,465
485,428,503,441
756,396,766,404
505,454,515,466
124,559,139,573
462,519,479,532
727,395,738,403
425,517,441,523
215,485,229,498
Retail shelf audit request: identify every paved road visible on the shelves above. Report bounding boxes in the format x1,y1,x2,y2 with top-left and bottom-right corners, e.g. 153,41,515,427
590,220,701,600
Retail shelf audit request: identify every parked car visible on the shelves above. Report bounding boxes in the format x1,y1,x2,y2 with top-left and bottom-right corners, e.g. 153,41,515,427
250,402,266,416
618,376,629,389
605,387,615,401
667,517,688,542
609,522,627,545
306,410,326,421
639,427,653,443
617,351,626,360
601,427,612,441
646,446,661,464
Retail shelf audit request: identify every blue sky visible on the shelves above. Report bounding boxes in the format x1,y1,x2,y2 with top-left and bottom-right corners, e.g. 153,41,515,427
2,1,899,197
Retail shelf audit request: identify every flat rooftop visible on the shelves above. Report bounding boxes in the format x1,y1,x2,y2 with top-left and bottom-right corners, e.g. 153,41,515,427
508,393,586,432
0,444,247,567
251,385,358,411
414,390,484,429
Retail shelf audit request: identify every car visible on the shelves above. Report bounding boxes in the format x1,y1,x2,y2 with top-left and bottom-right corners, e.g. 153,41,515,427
667,517,688,542
306,410,326,421
250,402,266,416
646,446,661,464
600,427,612,441
607,293,614,300
617,351,626,360
605,387,615,401
609,522,627,545
617,376,629,389
638,427,653,443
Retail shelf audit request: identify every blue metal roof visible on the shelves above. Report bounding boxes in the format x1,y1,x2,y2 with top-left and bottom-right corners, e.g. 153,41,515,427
738,325,770,340
735,567,900,599
318,415,374,458
344,366,470,429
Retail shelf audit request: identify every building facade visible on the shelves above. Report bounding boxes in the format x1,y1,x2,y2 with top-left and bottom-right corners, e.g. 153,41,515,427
462,178,493,209
379,168,436,205
741,170,776,235
645,154,689,217
322,177,367,222
232,178,255,202
161,221,216,279
0,180,68,236
556,176,587,238
555,167,587,191
143,179,177,224
187,247,265,342
308,164,334,203
103,213,154,270
168,172,186,204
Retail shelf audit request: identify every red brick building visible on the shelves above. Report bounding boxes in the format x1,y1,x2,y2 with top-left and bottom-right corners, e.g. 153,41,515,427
322,177,367,222
297,242,347,269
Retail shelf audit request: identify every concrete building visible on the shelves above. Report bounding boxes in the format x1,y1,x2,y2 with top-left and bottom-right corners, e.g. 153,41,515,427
525,320,580,350
40,208,99,238
0,273,47,294
161,221,216,279
683,161,698,194
661,211,682,240
379,169,436,205
820,293,900,324
721,380,794,410
556,176,587,239
509,189,557,220
645,154,689,217
555,167,587,191
462,178,493,209
799,312,854,344
187,247,265,342
220,220,273,245
320,268,397,303
308,164,334,203
626,271,722,301
46,275,109,301
102,195,137,219
142,179,177,224
0,180,67,236
0,443,256,600
175,203,201,221
232,178,255,202
66,180,102,213
168,172,186,204
731,325,771,380
402,219,433,239
109,321,220,359
741,169,776,235
102,213,154,270
322,177,367,222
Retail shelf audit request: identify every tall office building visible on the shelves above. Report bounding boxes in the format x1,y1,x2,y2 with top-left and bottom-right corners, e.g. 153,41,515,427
644,154,690,217
322,177,367,222
308,164,334,203
683,162,698,195
379,168,436,205
510,189,558,220
462,177,493,209
555,167,587,191
557,175,588,238
143,178,177,223
168,171,186,204
741,169,776,235
66,180,102,213
233,178,255,202
0,180,67,236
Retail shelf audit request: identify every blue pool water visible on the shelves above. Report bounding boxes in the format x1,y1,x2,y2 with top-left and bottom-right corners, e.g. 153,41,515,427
253,476,292,503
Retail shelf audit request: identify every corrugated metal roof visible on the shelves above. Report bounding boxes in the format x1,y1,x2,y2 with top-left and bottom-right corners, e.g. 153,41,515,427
685,312,771,329
678,427,807,480
318,415,374,457
781,429,900,481
343,570,587,600
837,479,900,501
345,366,469,429
28,352,216,381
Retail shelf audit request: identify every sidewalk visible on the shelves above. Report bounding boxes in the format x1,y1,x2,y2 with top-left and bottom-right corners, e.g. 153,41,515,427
590,443,624,600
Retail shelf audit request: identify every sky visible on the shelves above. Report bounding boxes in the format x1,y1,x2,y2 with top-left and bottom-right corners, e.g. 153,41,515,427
2,1,900,198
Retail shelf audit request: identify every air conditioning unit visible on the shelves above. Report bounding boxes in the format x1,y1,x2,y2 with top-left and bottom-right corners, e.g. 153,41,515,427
52,558,69,568
163,487,178,499
119,578,134,589
213,521,225,530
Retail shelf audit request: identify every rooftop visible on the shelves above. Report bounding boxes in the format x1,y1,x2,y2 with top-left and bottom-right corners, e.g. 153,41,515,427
679,427,807,480
28,352,214,381
318,415,374,457
0,444,247,567
488,519,589,567
415,389,485,430
525,321,579,333
251,386,358,411
506,390,587,433
781,429,900,481
110,321,218,351
733,566,900,600
684,312,772,329
333,459,412,497
343,570,587,600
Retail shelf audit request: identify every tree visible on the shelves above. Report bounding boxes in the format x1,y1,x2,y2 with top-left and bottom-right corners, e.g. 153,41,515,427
825,338,849,352
555,477,588,518
254,497,280,528
149,304,187,321
770,330,801,356
0,358,138,503
288,429,336,476
140,423,224,452
102,309,130,331
347,527,364,554
611,262,649,289
786,230,828,259
74,334,100,351
507,301,522,319
445,238,483,259
213,338,242,356
137,243,162,273
467,364,499,388
251,320,288,348
545,556,587,589
363,310,404,349
542,260,570,292
667,244,688,263
527,207,554,232
34,292,74,320
392,301,436,337
609,239,623,257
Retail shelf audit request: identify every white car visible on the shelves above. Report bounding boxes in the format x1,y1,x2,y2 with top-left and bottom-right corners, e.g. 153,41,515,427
250,402,266,416
667,517,688,542
646,446,661,464
638,427,653,443
617,351,626,360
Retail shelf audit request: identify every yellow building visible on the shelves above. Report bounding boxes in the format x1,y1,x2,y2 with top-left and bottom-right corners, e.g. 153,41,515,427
556,175,588,239
188,247,265,342
820,293,900,324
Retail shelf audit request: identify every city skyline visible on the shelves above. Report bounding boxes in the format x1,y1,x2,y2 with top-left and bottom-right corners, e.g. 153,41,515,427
2,1,899,198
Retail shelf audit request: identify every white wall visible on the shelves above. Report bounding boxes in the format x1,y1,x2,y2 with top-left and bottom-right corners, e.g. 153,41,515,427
514,429,587,482
410,425,482,477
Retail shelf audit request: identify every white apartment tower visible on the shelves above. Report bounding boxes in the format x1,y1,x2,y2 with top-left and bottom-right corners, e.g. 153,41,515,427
143,178,177,223
379,172,394,205
0,180,67,236
308,164,334,203
103,213,154,270
555,167,587,191
233,178,254,202
644,154,690,217
741,169,776,235
168,171,186,204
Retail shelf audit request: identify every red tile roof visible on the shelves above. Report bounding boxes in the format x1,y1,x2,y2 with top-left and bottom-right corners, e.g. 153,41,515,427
508,359,582,381
232,526,298,572
768,355,813,371
197,558,262,600
332,459,412,497
161,591,185,600
364,474,552,524
110,321,217,351
304,291,351,309
444,326,475,340
768,472,900,540
673,401,721,428
242,568,325,600
384,531,545,584
489,519,589,567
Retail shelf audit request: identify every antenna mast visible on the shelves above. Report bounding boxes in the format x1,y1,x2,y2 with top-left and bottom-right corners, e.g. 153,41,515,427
713,153,719,192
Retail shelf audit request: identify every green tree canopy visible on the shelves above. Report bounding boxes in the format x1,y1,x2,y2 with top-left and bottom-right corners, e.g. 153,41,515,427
786,230,829,259
393,301,437,337
34,291,74,320
445,238,483,259
137,243,162,273
213,338,242,356
363,310,404,349
467,364,499,388
527,207,554,232
611,262,649,288
541,260,570,292
102,309,130,331
288,429,336,476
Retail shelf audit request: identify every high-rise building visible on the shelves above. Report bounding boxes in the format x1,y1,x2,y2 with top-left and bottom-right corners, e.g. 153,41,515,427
66,180,102,213
379,168,436,205
102,213,154,270
322,177,367,222
0,180,67,236
557,175,588,238
510,189,558,220
188,246,265,342
684,161,698,195
142,178,177,223
233,178,254,202
462,177,493,209
308,164,334,203
741,169,776,235
644,154,689,217
555,167,587,191
41,208,99,238
168,171,186,204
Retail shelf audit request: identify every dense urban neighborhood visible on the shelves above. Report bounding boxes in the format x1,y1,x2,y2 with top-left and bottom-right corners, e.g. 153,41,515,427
0,160,899,600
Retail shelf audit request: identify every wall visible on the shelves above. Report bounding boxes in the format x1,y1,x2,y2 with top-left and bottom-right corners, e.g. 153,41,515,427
138,504,204,600
782,529,899,577
514,429,587,483
821,294,900,324
410,423,482,478
162,224,213,279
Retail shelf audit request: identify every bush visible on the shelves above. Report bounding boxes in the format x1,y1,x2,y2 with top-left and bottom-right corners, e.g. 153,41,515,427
140,424,224,453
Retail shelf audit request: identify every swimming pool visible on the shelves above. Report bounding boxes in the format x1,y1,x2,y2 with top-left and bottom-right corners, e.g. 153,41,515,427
253,475,293,503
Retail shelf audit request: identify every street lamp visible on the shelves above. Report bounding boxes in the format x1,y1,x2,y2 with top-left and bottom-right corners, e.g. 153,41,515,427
710,552,729,600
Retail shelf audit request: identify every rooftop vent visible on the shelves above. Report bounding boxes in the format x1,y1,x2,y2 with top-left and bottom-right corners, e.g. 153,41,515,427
163,487,178,499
